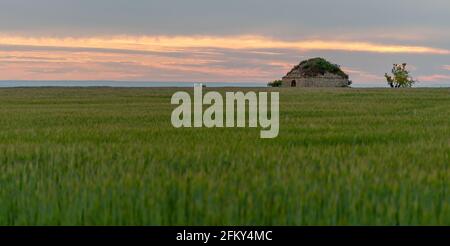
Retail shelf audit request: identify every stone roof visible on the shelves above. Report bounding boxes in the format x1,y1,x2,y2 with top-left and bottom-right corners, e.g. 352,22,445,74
283,58,349,79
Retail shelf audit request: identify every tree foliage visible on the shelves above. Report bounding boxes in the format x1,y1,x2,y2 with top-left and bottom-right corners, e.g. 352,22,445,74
268,80,283,87
385,63,416,88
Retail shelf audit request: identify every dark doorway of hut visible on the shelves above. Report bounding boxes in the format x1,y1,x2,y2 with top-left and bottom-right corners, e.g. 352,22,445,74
291,80,296,87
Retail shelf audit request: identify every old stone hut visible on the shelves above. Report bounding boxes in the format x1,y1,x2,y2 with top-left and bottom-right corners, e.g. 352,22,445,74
282,58,351,87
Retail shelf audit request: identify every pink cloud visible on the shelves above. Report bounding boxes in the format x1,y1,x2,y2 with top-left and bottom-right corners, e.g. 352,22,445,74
341,67,384,83
1,35,449,83
417,74,450,82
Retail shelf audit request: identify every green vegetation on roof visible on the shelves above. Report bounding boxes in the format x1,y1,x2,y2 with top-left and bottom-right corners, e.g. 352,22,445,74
293,57,349,79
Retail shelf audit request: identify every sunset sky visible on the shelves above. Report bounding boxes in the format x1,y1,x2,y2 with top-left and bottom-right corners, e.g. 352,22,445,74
1,0,450,86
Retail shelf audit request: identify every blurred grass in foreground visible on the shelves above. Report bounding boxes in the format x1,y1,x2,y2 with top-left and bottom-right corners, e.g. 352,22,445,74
0,87,448,225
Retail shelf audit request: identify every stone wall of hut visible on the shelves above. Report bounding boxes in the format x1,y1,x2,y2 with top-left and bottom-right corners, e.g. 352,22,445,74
282,73,349,87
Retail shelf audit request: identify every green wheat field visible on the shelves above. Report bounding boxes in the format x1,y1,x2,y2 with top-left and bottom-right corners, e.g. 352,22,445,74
0,87,448,225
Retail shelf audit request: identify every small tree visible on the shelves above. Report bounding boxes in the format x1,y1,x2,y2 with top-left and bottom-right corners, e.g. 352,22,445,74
268,80,283,87
385,63,416,88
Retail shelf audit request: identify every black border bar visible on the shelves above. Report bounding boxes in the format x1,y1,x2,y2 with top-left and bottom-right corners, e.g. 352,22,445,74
0,226,448,243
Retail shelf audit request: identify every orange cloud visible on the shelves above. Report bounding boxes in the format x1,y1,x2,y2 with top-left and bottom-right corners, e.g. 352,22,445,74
1,35,450,54
1,34,450,82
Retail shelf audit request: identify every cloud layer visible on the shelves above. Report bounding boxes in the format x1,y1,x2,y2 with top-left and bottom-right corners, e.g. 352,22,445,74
1,1,450,85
